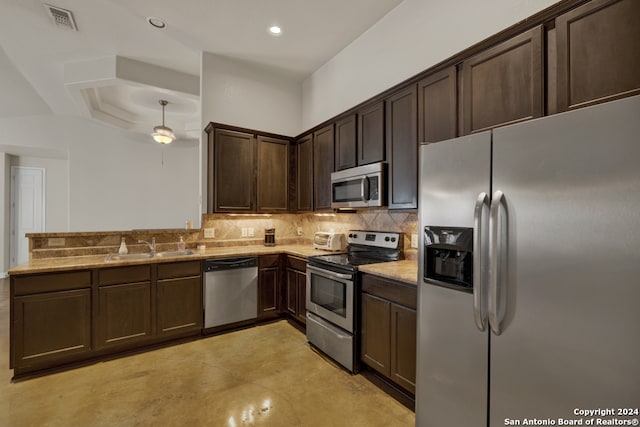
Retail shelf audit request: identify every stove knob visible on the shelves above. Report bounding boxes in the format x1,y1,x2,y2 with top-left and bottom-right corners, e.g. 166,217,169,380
348,233,353,238
353,233,358,239
391,237,396,242
385,237,390,242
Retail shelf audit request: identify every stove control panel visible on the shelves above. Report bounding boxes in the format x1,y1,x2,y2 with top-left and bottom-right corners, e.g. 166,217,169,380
347,231,402,249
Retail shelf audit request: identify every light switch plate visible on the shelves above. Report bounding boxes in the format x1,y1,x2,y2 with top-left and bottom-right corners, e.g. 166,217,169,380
248,227,255,237
411,234,418,248
241,228,247,237
204,228,215,238
297,227,303,236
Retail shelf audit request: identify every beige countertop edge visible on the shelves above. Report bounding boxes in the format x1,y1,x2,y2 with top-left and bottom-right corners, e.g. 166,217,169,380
8,244,331,276
358,260,418,286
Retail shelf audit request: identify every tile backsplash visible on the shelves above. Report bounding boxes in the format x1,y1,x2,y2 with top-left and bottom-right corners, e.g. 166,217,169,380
201,209,418,259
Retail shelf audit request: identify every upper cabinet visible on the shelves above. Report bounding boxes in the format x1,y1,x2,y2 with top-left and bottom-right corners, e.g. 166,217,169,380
386,84,418,210
555,0,640,112
257,136,290,211
334,115,357,171
296,134,313,211
418,66,457,144
357,101,385,165
462,26,544,134
313,124,334,211
206,124,291,213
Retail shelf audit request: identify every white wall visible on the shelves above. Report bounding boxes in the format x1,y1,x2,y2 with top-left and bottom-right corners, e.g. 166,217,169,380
0,114,200,234
0,153,10,276
301,0,559,129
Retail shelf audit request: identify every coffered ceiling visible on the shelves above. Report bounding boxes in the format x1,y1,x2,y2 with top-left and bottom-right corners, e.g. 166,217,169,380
0,0,404,142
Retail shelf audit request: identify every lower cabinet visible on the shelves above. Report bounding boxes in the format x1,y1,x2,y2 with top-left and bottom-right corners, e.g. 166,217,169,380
360,273,417,394
258,254,281,320
285,255,307,325
10,260,203,377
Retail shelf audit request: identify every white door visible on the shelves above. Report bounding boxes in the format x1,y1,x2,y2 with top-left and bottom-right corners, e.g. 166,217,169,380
10,166,45,267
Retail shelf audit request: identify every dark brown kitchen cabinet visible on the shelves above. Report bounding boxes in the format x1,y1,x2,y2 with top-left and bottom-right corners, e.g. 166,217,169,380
386,84,418,209
462,26,543,134
206,123,291,213
360,273,417,394
257,136,290,211
418,66,457,143
313,124,334,210
357,101,385,165
334,114,357,171
96,265,152,349
555,0,640,112
210,128,255,212
297,134,313,211
12,288,92,370
258,254,281,320
285,255,307,325
156,261,202,337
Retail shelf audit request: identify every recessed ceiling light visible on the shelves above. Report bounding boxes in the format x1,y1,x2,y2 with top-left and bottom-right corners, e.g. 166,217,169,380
268,26,282,36
147,17,167,29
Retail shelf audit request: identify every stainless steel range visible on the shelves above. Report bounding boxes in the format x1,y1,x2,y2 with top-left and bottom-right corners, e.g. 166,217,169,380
306,230,403,372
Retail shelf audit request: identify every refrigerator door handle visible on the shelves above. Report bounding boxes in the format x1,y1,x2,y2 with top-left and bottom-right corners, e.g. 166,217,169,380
489,190,507,335
473,192,490,331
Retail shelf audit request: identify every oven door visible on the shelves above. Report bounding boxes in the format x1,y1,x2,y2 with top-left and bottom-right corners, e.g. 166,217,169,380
306,265,354,333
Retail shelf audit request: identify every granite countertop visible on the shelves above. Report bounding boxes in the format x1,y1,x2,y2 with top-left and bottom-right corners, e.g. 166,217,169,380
358,259,418,286
8,244,327,276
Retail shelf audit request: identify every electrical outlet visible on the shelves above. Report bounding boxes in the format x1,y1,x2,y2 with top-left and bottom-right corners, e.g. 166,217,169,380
204,228,215,238
411,234,418,248
297,227,303,236
248,227,255,237
241,228,247,237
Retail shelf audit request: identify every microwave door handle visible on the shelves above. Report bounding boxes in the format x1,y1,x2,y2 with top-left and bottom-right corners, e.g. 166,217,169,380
361,177,369,202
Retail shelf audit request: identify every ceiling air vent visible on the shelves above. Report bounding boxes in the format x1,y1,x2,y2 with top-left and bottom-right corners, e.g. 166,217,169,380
44,4,78,31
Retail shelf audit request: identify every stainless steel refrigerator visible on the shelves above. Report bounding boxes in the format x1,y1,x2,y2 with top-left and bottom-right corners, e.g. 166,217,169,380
416,95,640,426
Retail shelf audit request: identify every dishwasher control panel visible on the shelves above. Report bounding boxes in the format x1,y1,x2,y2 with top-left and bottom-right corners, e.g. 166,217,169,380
204,257,257,272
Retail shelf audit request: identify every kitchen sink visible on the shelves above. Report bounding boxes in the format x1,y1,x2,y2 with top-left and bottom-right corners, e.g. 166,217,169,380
154,250,195,258
105,250,195,262
105,253,154,262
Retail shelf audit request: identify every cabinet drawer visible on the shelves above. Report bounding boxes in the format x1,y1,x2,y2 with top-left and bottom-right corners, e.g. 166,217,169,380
98,265,151,285
259,254,280,269
361,274,417,309
13,271,92,296
157,260,201,280
286,256,306,272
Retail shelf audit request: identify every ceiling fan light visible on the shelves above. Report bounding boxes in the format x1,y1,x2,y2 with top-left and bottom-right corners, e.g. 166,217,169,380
152,100,175,144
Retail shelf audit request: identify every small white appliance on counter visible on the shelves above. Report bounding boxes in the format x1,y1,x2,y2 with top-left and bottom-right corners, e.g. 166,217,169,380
313,232,345,251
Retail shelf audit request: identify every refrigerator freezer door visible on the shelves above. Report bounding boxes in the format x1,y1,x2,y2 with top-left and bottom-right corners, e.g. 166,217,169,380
490,95,640,424
417,132,491,426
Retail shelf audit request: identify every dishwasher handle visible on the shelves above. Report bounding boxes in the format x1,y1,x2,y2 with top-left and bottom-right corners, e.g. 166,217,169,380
204,257,257,272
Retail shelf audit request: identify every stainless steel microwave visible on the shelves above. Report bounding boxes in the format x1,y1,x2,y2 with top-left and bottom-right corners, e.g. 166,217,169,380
331,162,385,208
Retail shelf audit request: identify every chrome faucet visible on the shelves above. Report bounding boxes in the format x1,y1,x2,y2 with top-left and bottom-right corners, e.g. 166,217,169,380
138,237,156,256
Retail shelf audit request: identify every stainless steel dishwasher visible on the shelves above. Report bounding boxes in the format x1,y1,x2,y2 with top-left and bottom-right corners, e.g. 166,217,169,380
204,257,258,329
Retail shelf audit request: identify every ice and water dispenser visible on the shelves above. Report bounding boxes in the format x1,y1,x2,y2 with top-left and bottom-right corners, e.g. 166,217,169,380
423,226,474,292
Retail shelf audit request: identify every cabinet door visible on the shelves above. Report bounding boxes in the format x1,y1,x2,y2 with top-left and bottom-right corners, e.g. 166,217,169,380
390,303,417,394
358,101,385,165
257,136,290,211
286,268,298,316
258,255,281,320
556,0,640,112
313,124,334,211
213,128,255,212
386,84,418,209
297,134,313,211
334,114,357,171
361,293,391,376
418,67,457,143
97,282,152,349
462,26,543,134
13,289,92,368
156,276,202,337
296,270,307,324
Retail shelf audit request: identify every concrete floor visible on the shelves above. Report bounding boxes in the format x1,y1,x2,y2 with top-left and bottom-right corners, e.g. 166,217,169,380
0,278,414,426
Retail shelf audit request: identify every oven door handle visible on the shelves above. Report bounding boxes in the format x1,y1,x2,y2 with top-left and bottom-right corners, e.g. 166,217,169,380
307,264,353,281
